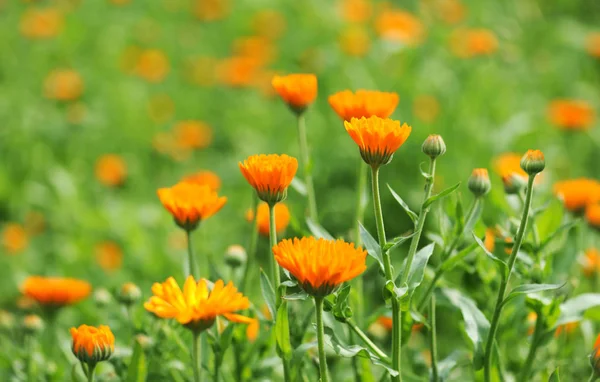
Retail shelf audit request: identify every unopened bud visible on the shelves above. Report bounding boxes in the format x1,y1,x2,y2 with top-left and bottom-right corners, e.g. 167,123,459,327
468,168,491,197
94,288,112,307
119,283,142,305
225,245,247,268
23,314,44,334
502,174,527,195
520,150,545,175
421,134,446,159
135,334,154,349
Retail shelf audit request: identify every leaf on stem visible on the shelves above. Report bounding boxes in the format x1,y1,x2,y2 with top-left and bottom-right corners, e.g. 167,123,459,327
290,177,307,196
396,243,436,305
554,293,600,327
359,222,384,271
275,301,292,360
440,242,479,272
423,182,461,209
548,368,560,382
387,184,418,223
260,270,276,322
502,283,565,307
472,232,508,278
437,350,470,381
538,220,581,252
127,341,147,382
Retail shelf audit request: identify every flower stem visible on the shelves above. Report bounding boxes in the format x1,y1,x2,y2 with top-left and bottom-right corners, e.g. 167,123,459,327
87,363,96,382
268,204,281,298
345,317,391,363
353,160,368,324
192,331,201,382
315,297,329,382
588,370,598,382
297,113,318,223
519,311,543,381
429,293,439,382
186,229,197,278
483,175,536,382
242,194,260,292
370,166,401,382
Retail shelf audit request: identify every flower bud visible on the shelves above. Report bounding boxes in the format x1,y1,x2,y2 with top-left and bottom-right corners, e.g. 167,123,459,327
135,334,154,350
520,150,545,175
502,174,527,195
0,310,15,331
225,245,247,268
70,324,115,365
119,283,142,306
94,288,112,307
591,334,600,376
421,134,446,159
468,168,491,197
23,314,44,334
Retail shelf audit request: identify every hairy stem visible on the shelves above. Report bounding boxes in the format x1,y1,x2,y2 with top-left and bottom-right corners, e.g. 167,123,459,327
315,297,329,382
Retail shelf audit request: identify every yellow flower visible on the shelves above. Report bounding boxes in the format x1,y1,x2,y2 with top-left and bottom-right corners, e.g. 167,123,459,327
70,325,115,364
582,248,600,277
375,10,424,46
344,116,412,167
239,154,298,204
328,90,399,121
144,276,252,332
134,49,170,83
182,171,221,191
586,204,600,229
586,32,600,58
548,100,594,131
553,178,600,212
249,202,291,236
272,74,318,114
493,153,528,180
44,69,83,101
22,276,91,307
157,182,227,231
272,237,367,297
173,120,213,150
450,28,498,58
20,8,63,39
338,26,371,57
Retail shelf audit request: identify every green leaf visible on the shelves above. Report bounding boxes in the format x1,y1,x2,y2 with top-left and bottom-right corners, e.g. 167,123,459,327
502,283,564,307
396,243,436,299
275,301,292,360
127,342,147,382
218,322,236,353
332,284,353,321
384,232,416,252
260,270,276,322
538,220,581,252
464,199,483,234
322,326,397,376
548,367,560,382
423,182,461,209
472,232,507,277
283,291,309,301
400,310,413,346
437,350,469,381
555,293,600,327
359,222,384,270
453,196,465,238
306,217,334,240
440,242,478,272
71,364,85,382
387,184,418,223
440,288,489,371
383,280,408,304
290,177,307,196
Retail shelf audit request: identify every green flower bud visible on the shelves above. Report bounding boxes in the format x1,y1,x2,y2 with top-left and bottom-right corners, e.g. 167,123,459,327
520,150,545,175
502,173,527,195
135,334,154,350
94,288,112,307
225,245,247,269
0,310,15,331
468,168,491,197
22,314,44,335
421,134,446,159
119,283,142,306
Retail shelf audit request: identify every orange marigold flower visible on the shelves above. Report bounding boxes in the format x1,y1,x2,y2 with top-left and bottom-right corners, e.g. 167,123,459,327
340,0,372,23
375,10,424,46
272,237,367,297
233,36,275,66
328,90,399,121
493,153,528,180
344,116,412,167
20,8,62,39
450,28,498,58
239,154,298,205
581,248,600,277
22,276,91,307
413,95,440,123
173,120,213,150
272,74,318,114
216,56,262,88
144,276,252,332
548,100,594,131
553,178,600,212
252,10,286,41
95,154,127,187
377,316,393,330
182,171,221,191
2,223,28,255
44,69,83,101
251,202,291,236
70,325,114,364
339,26,371,57
193,0,230,21
134,49,169,83
95,241,123,272
157,182,227,231
586,33,600,58
586,204,600,229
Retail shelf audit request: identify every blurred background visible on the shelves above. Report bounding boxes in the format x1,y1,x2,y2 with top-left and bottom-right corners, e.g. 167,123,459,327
1,0,599,323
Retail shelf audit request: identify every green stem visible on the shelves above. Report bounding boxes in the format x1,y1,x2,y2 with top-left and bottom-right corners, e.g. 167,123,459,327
192,331,201,382
483,175,536,382
353,160,368,325
519,311,543,381
186,230,197,278
87,363,96,382
429,294,439,382
417,270,444,313
370,166,401,382
349,329,360,382
214,356,220,382
242,194,260,292
589,370,598,382
315,297,329,382
297,113,318,223
345,317,391,363
268,204,281,299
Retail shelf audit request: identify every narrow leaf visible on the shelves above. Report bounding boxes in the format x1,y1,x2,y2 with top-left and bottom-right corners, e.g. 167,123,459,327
359,222,384,270
275,301,292,359
127,342,147,382
396,243,436,298
538,220,581,252
472,232,507,277
306,218,334,240
502,283,564,307
283,291,309,301
260,270,276,322
555,293,600,327
290,177,307,196
384,232,416,252
423,182,461,209
437,350,469,381
440,242,479,272
548,368,560,382
387,184,418,223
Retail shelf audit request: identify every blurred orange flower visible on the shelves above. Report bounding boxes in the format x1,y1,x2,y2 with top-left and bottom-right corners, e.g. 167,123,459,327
413,95,440,123
493,153,527,180
484,228,495,253
548,100,594,131
182,171,221,191
2,223,28,255
70,325,115,363
233,36,275,66
252,10,286,41
450,28,498,58
239,154,298,205
553,178,600,212
436,0,466,25
246,318,260,342
340,0,372,23
157,182,227,230
217,56,262,88
22,276,91,307
44,69,84,101
135,49,170,82
95,154,127,187
586,32,600,58
582,248,600,277
339,26,371,57
20,8,62,39
272,74,318,113
526,312,537,335
375,10,424,46
555,322,578,337
586,204,600,228
329,90,399,121
173,120,213,150
193,0,230,21
344,116,412,167
248,202,291,236
95,241,123,272
273,237,367,297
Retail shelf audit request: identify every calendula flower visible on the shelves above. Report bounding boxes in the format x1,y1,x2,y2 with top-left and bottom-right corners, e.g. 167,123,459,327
239,154,298,205
22,276,91,307
526,312,537,335
144,276,252,332
20,8,63,39
119,282,142,305
328,90,399,121
95,154,127,187
173,120,213,150
157,182,227,231
44,69,83,101
494,153,528,180
339,26,371,57
216,56,262,88
272,237,367,297
95,241,123,271
272,74,318,114
134,49,169,83
184,56,217,87
233,36,275,66
182,171,221,191
2,223,28,255
468,168,491,197
548,100,594,131
375,10,424,46
586,33,600,58
70,325,115,364
581,248,600,277
248,202,291,236
450,28,498,58
344,116,412,168
23,314,44,334
586,204,600,229
224,245,247,268
553,178,600,212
